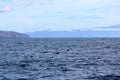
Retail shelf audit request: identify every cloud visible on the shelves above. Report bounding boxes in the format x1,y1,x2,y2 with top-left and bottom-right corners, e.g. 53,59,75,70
0,0,120,10
0,0,33,13
0,0,120,32
11,0,47,6
11,0,17,5
0,0,51,13
49,0,120,10
0,4,11,12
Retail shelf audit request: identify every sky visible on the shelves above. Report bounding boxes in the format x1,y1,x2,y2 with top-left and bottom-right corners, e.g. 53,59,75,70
0,0,120,33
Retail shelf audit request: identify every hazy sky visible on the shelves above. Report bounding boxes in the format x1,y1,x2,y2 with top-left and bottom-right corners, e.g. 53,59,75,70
0,0,120,33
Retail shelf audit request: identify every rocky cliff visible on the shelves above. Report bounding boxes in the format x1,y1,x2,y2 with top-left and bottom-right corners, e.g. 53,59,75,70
0,31,30,38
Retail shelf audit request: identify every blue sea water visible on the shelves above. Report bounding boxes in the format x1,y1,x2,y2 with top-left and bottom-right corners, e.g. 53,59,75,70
0,38,120,80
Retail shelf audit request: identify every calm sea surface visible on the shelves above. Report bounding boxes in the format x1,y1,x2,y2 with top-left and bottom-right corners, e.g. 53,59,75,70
0,38,120,80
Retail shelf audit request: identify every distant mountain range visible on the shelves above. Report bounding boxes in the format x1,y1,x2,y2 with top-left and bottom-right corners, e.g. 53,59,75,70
27,24,120,37
0,31,30,38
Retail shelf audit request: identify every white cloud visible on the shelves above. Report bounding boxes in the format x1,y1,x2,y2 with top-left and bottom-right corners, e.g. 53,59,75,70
0,0,120,32
0,4,11,12
49,0,120,10
0,0,118,13
11,0,17,5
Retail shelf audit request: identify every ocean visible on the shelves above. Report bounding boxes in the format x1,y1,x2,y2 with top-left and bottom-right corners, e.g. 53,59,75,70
0,38,120,80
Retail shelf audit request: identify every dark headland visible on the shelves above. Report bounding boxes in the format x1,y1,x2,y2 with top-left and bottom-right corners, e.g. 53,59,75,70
0,31,30,38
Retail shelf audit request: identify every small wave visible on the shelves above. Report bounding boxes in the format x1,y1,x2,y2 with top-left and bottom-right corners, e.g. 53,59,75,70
86,75,120,80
